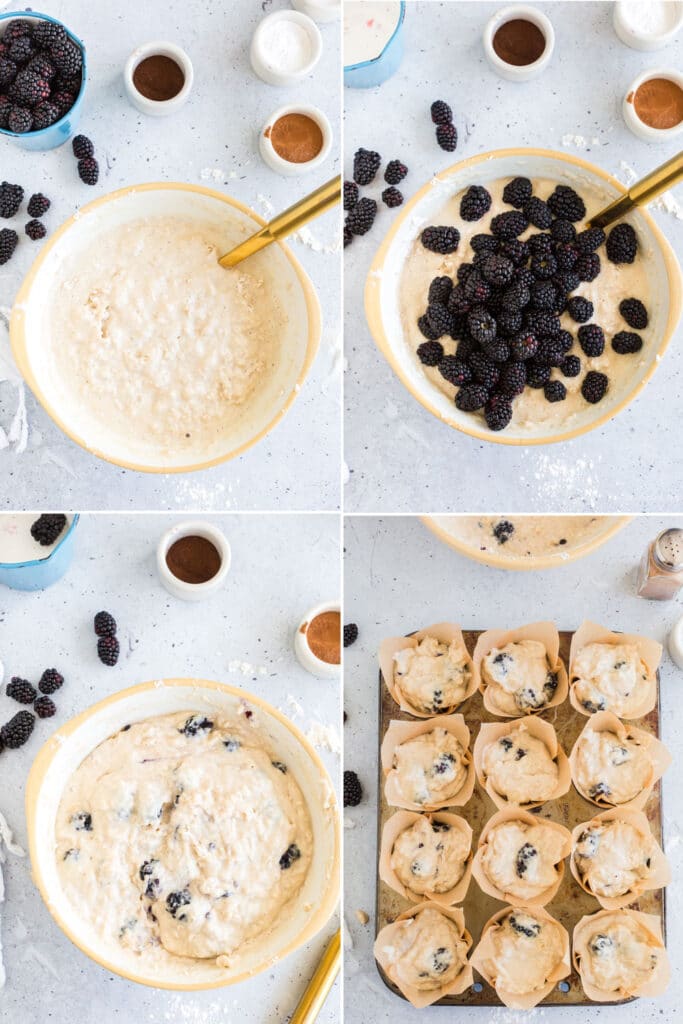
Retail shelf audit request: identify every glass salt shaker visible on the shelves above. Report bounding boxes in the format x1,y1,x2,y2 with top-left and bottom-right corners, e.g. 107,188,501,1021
637,528,683,600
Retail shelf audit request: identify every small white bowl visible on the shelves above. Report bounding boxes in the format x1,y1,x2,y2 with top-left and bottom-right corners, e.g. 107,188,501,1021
613,1,683,51
622,69,683,142
259,104,332,177
124,41,193,116
291,0,341,23
250,10,322,87
294,601,340,679
156,520,231,601
483,4,555,82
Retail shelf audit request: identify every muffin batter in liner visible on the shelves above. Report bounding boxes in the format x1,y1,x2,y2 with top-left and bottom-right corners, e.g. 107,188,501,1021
570,807,670,910
382,715,475,812
379,623,477,718
569,621,661,720
473,717,570,810
379,810,473,906
573,908,670,1001
569,711,671,811
470,904,570,1009
472,808,571,907
473,621,568,718
374,903,473,1008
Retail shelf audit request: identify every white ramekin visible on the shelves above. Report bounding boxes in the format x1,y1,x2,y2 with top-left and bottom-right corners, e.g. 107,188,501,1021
291,0,341,23
294,601,340,679
123,41,194,116
622,69,683,142
156,520,231,601
259,104,332,177
250,10,322,86
613,1,683,51
483,4,555,82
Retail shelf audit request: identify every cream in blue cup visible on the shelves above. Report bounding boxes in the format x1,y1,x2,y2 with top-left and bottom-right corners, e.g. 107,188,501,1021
0,514,79,590
344,1,406,88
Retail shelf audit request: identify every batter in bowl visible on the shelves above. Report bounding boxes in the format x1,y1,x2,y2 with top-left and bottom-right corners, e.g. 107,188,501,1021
387,728,469,808
55,711,312,969
390,815,470,895
393,635,472,714
572,726,653,805
571,642,655,717
573,819,656,899
480,723,560,805
428,515,609,561
379,906,469,991
479,818,567,901
482,639,558,714
576,912,663,995
477,908,566,996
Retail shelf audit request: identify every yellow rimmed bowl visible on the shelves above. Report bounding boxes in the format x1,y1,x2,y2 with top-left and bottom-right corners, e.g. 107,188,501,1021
11,183,322,473
25,678,340,990
422,514,632,571
365,148,682,446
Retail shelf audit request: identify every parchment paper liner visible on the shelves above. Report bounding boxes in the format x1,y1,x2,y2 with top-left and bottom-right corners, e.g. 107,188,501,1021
380,810,473,906
573,908,670,1001
570,806,670,910
569,710,671,811
568,620,662,720
379,623,478,718
382,715,476,811
470,904,570,1009
472,716,571,811
374,902,474,1009
473,621,568,718
472,808,571,907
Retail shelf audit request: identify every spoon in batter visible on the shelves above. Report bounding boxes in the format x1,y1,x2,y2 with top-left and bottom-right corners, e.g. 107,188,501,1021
587,150,683,229
218,175,341,268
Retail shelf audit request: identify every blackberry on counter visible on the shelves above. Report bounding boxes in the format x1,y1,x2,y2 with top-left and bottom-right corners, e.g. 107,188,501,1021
612,330,643,354
502,176,532,209
428,276,453,305
606,223,637,264
25,219,46,240
382,186,403,208
344,770,363,807
575,252,601,282
1,710,35,749
523,196,552,229
582,370,609,403
417,313,440,340
343,624,359,648
39,668,64,694
578,323,605,357
346,197,377,236
32,101,60,130
1,181,26,219
417,341,444,367
8,106,33,133
566,296,594,323
575,227,605,253
50,38,82,77
72,133,94,159
34,695,56,719
455,383,490,411
27,192,50,217
343,224,353,248
7,678,36,704
0,228,18,265
544,380,567,403
77,157,99,186
547,184,586,222
97,636,120,667
94,610,117,637
421,225,460,254
561,354,581,377
480,253,514,287
343,180,358,211
484,396,513,432
439,355,472,386
491,210,528,240
352,147,381,186
33,21,67,50
430,99,453,124
30,513,67,546
619,297,648,329
436,122,457,151
460,185,492,222
384,159,408,185
550,219,576,244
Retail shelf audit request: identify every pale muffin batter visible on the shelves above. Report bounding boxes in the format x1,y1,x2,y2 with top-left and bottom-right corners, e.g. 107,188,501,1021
573,819,655,898
573,727,652,805
480,909,565,995
429,515,608,561
482,640,558,714
480,819,567,901
393,636,471,714
381,906,469,991
481,724,559,805
389,729,468,807
55,712,312,968
572,642,654,717
578,912,662,994
391,816,470,895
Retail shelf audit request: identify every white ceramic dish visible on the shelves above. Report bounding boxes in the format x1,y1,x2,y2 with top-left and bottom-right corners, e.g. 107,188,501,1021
482,4,555,82
250,10,322,87
292,0,341,23
123,41,194,116
622,69,683,142
295,601,341,679
613,0,683,51
156,520,231,600
259,104,333,177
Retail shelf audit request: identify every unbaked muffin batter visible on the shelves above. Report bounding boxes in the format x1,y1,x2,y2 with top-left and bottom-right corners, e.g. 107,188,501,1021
572,642,654,717
55,711,312,968
391,816,470,895
429,515,606,560
393,636,471,714
480,819,566,901
381,906,469,991
481,723,559,805
573,727,652,805
479,909,565,995
482,640,558,714
573,819,655,898
578,912,662,994
389,729,469,807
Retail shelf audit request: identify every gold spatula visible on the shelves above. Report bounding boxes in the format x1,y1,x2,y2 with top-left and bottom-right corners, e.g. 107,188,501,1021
587,151,683,229
289,929,341,1024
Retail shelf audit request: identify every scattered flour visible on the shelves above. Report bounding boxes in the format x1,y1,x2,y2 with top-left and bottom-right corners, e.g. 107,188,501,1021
344,815,356,829
342,916,354,950
0,810,25,989
0,307,29,455
227,659,268,677
306,720,341,755
286,694,304,718
342,462,350,485
199,167,237,184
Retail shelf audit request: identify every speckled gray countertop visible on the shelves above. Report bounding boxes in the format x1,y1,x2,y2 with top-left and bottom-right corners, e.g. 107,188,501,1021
0,0,341,511
343,513,683,1022
343,1,683,513
0,513,341,1023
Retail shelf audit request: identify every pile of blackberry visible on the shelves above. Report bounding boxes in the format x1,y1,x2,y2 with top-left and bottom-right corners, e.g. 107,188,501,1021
414,177,643,431
0,17,82,135
0,182,51,263
0,666,64,753
430,98,457,153
345,149,409,248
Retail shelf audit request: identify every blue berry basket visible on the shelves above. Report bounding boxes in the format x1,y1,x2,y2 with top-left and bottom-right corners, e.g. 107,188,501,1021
0,514,80,591
344,1,406,89
0,10,86,150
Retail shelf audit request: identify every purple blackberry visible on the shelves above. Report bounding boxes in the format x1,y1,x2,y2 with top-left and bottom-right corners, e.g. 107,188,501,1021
480,254,514,287
566,296,594,323
525,310,561,337
578,323,605,357
346,197,376,235
544,380,567,403
491,210,528,240
606,223,637,264
417,340,444,366
39,668,64,695
428,276,453,305
417,314,440,341
557,329,574,353
343,224,352,248
582,370,609,403
499,238,529,267
8,36,34,65
30,514,66,545
33,21,67,50
553,269,580,295
468,308,497,345
460,185,492,222
523,196,552,229
7,678,36,704
526,363,552,388
502,281,530,311
575,252,601,282
344,624,359,648
470,233,499,254
32,101,60,130
25,219,46,240
560,355,581,377
97,636,120,667
2,19,32,42
619,298,648,330
553,242,579,270
8,106,32,133
469,352,501,389
547,185,586,222
535,337,566,367
384,159,408,185
529,280,556,310
497,308,523,336
0,228,18,265
497,361,527,397
34,695,56,719
13,69,50,107
343,180,358,211
550,219,577,243
463,270,491,304
94,611,117,637
430,99,453,125
455,383,489,412
530,251,558,280
77,157,99,186
27,192,50,218
612,331,643,355
426,302,453,337
484,395,513,431
27,55,57,82
0,57,18,87
421,225,460,255
344,770,363,807
50,38,82,77
0,95,11,129
502,177,532,209
509,331,538,362
1,710,35,749
575,227,605,253
439,356,472,386
0,181,23,218
352,148,381,186
50,90,75,116
382,186,403,208
436,122,457,151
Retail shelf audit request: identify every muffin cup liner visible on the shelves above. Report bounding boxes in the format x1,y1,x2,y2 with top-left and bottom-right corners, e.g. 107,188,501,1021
471,807,571,907
568,620,662,720
379,623,478,718
374,902,474,1009
569,710,671,811
379,810,473,906
473,716,571,811
382,714,476,811
473,621,568,718
570,806,670,910
470,904,570,1009
573,908,670,1000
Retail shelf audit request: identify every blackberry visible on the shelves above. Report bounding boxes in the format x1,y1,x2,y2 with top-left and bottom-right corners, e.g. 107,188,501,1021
0,95,10,129
14,69,50,107
606,223,637,264
459,185,491,222
435,122,457,151
553,242,578,271
27,56,56,82
527,232,553,256
499,238,528,267
25,219,46,240
428,276,453,305
32,101,60,129
463,271,490,303
352,148,381,186
0,57,17,88
515,268,535,289
547,184,586,222
384,159,408,185
27,193,50,218
525,310,561,337
468,308,497,345
8,106,32,133
530,251,557,280
417,339,443,366
439,355,471,386
417,314,440,341
456,263,475,286
34,695,56,719
526,363,551,388
33,21,68,49
455,383,489,411
550,219,576,243
544,380,567,403
77,157,99,187
491,210,528,240
1,710,35,749
0,228,18,265
97,636,120,666
554,271,581,297
502,176,532,209
344,770,362,807
470,233,498,254
54,73,82,95
530,280,556,310
2,19,32,41
480,253,514,286
50,90,75,116
430,99,452,124
557,329,574,353
502,281,530,311
180,715,213,737
39,668,64,694
8,36,34,65
50,38,82,77
523,196,552,229
7,677,36,704
166,889,191,918
619,298,648,329
279,843,301,869
469,352,500,389
565,296,593,323
343,180,358,211
94,611,117,637
382,186,403,208
612,331,643,355
578,323,605,357
561,354,581,377
575,227,605,253
484,395,513,432
509,331,538,361
345,198,376,237
71,811,92,831
343,623,358,647
497,361,526,397
582,370,609,403
575,252,600,282
497,308,522,336
482,336,510,363
31,514,66,545
343,224,352,248
426,302,453,336
536,337,565,367
421,225,460,255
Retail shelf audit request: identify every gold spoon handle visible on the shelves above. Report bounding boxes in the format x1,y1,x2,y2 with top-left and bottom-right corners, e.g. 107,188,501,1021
289,930,341,1024
219,175,341,268
587,151,683,229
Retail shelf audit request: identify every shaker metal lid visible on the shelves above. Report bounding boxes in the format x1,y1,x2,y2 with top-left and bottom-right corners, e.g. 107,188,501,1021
654,528,683,571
